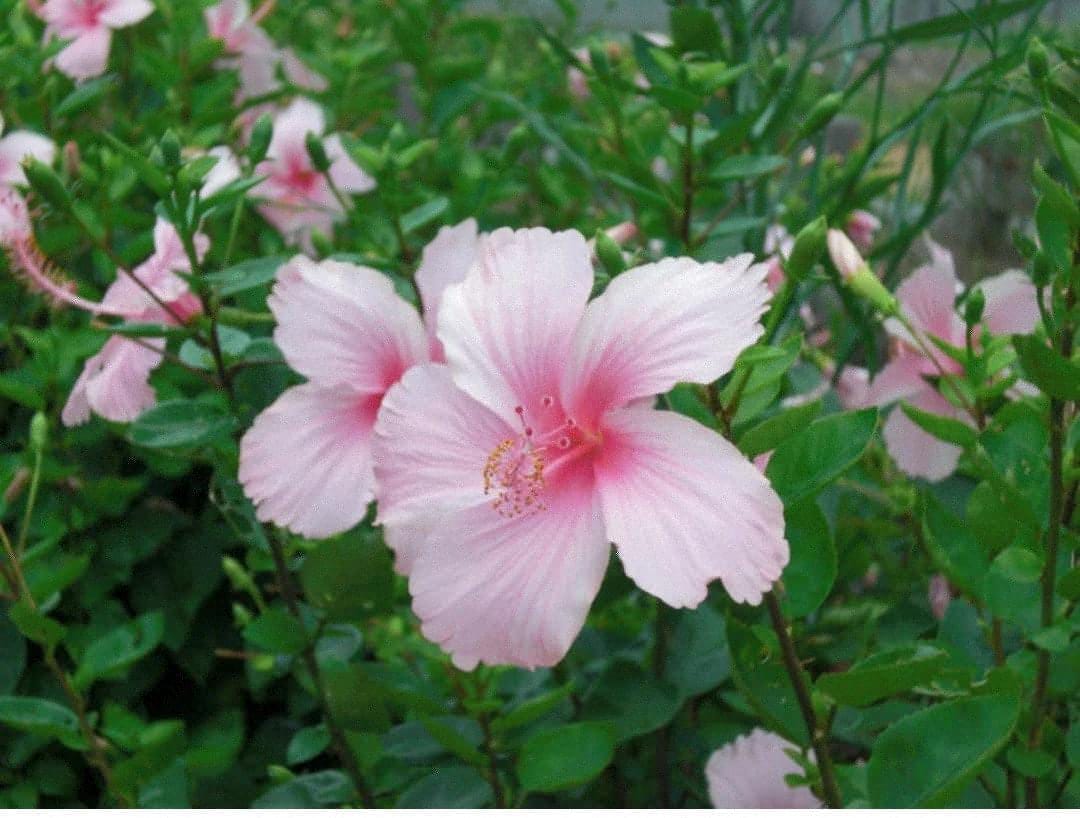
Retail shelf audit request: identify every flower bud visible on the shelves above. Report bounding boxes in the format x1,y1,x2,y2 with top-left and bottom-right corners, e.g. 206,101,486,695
796,92,843,142
310,229,333,258
1032,250,1053,288
964,287,985,326
247,114,274,165
1026,37,1049,82
159,130,182,169
23,159,72,212
305,132,331,173
828,228,898,314
593,228,626,276
30,412,48,453
784,216,827,281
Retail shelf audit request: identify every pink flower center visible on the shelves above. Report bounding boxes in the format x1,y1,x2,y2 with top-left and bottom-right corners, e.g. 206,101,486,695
73,0,108,28
282,161,322,197
481,396,598,519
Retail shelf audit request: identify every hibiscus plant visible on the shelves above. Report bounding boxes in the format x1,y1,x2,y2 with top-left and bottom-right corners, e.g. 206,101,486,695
0,0,1078,809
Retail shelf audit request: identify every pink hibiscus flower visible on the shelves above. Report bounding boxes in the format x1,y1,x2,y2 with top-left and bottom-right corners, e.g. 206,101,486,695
846,208,881,252
862,238,1040,481
61,218,207,425
37,0,154,81
204,0,326,104
706,729,821,809
238,220,479,538
251,99,375,250
372,227,788,669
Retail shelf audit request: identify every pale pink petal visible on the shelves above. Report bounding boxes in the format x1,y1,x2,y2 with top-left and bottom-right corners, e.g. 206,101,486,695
0,132,57,186
204,0,249,45
929,573,951,621
562,254,769,425
978,269,1041,336
267,98,325,160
836,365,870,409
239,382,380,538
0,188,32,245
281,47,328,91
437,227,593,425
407,458,608,670
324,134,375,194
414,219,479,356
98,0,153,27
882,387,967,482
888,237,964,346
373,363,512,572
269,256,428,391
595,407,788,607
54,27,112,81
200,146,242,198
706,729,821,809
846,209,881,252
62,335,162,425
863,354,932,407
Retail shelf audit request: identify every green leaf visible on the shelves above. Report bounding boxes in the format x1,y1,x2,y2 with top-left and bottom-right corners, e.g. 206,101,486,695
861,0,1043,46
0,615,26,696
418,715,486,766
9,601,66,649
1013,335,1080,400
900,402,977,448
252,771,355,808
73,612,164,690
711,154,787,182
99,133,172,196
400,197,450,235
738,401,820,460
867,690,1020,807
599,171,670,212
0,696,82,746
670,6,720,53
492,686,572,733
516,722,615,793
243,608,308,656
300,533,393,621
55,76,116,117
322,663,391,732
727,618,807,744
397,766,494,808
780,498,837,617
818,645,950,707
286,725,331,766
765,409,878,503
666,384,717,430
982,547,1042,629
185,709,245,778
663,604,730,699
922,496,989,596
127,400,237,448
580,661,681,743
1006,746,1055,778
205,256,288,296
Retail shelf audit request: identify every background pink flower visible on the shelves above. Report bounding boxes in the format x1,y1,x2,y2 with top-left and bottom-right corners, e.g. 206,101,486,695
0,123,57,188
373,227,788,669
251,98,375,249
62,219,206,426
238,221,476,538
863,238,1040,481
38,0,154,81
706,728,821,809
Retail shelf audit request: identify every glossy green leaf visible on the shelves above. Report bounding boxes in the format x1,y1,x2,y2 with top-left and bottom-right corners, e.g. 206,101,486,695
127,400,237,449
397,766,493,808
867,691,1021,807
243,608,308,656
1012,335,1080,401
73,612,165,689
765,409,878,503
818,645,949,707
0,696,82,746
300,533,394,621
780,498,837,617
516,722,615,793
900,402,977,448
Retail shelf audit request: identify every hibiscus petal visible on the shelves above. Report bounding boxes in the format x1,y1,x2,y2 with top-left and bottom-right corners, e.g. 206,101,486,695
267,97,325,160
863,354,933,407
270,256,428,391
61,335,162,425
978,269,1041,336
706,729,821,809
239,382,381,538
99,0,154,27
438,227,593,425
0,132,57,186
562,254,769,422
408,459,608,670
55,28,113,81
373,363,513,572
887,237,964,347
882,387,967,482
596,407,788,607
324,134,375,194
414,219,479,355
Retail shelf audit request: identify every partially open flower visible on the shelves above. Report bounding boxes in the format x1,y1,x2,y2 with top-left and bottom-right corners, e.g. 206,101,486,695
37,0,154,81
706,729,821,809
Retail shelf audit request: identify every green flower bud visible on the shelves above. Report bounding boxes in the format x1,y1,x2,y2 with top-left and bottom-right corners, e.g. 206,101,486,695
796,92,843,142
964,287,985,326
29,412,47,453
247,114,274,165
23,159,72,212
593,229,626,276
784,215,827,281
159,130,182,169
1026,38,1049,82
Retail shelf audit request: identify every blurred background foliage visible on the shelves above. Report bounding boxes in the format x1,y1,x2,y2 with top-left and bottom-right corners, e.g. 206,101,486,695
0,0,1078,808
